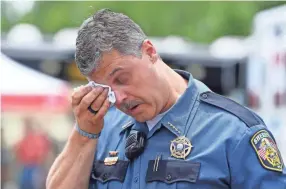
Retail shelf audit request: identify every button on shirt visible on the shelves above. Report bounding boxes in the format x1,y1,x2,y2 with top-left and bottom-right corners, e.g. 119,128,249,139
89,70,286,189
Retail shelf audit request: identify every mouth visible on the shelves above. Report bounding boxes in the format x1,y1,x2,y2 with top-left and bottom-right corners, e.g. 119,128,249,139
128,104,141,114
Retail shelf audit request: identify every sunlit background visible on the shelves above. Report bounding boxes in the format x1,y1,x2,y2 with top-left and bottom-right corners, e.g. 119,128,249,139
1,1,286,189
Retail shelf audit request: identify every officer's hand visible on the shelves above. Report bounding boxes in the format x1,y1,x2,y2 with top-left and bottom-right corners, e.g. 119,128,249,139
71,85,110,134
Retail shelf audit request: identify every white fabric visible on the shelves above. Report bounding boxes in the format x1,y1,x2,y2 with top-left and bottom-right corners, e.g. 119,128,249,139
87,81,116,106
0,53,69,95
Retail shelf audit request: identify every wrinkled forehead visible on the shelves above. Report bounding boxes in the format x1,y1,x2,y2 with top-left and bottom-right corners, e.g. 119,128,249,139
89,50,134,83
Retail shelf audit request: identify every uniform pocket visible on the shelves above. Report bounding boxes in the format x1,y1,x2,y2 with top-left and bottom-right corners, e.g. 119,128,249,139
145,160,200,188
90,160,129,189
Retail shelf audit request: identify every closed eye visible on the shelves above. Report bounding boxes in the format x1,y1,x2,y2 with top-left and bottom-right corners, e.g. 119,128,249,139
115,78,124,85
114,74,129,85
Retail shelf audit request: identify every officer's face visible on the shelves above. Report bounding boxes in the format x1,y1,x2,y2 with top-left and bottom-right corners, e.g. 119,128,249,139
90,40,166,122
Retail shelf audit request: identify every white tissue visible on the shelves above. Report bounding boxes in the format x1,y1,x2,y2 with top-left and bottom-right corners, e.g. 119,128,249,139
87,81,116,106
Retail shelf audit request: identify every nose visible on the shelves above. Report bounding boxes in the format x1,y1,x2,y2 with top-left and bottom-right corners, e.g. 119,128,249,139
114,90,127,107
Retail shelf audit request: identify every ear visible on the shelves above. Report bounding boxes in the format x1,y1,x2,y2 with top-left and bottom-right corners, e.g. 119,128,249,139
141,39,158,64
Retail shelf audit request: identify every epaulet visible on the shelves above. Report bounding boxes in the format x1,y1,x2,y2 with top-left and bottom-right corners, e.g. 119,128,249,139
199,91,264,127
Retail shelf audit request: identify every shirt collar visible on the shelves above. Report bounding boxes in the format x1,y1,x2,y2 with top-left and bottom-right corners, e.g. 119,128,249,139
120,69,199,135
160,69,199,137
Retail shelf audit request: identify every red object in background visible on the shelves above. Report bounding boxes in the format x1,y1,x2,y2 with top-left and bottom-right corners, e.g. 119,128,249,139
247,90,260,109
15,133,51,165
1,53,71,113
1,93,70,113
274,92,286,107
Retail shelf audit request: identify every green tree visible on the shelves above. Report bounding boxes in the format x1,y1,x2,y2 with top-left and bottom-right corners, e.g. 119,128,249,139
1,1,285,43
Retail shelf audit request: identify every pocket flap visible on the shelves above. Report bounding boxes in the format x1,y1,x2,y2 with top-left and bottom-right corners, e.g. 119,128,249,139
146,160,200,184
91,160,129,183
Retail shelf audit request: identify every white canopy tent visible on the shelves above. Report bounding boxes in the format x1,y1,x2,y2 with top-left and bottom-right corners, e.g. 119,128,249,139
0,53,71,113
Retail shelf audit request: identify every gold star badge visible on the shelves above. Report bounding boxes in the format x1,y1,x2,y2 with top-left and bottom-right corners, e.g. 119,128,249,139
170,136,193,159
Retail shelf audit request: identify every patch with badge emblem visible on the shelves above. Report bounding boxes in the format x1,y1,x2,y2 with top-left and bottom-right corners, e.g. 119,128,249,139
251,130,284,172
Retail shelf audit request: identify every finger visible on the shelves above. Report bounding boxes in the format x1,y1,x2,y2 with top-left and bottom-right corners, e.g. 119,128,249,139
95,98,110,119
71,86,92,107
70,85,83,102
73,85,84,92
78,87,104,110
90,88,108,111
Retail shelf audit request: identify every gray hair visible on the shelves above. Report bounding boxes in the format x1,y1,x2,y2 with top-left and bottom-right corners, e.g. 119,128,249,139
75,9,147,76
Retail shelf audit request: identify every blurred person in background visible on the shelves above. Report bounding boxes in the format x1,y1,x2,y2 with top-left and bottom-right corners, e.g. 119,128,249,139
1,128,11,188
14,117,51,189
47,9,286,189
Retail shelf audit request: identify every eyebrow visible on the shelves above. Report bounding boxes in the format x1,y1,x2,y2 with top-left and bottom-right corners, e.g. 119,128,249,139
108,67,124,78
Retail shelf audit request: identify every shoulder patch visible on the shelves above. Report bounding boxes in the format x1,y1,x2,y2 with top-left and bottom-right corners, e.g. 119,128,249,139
199,91,262,127
251,129,284,172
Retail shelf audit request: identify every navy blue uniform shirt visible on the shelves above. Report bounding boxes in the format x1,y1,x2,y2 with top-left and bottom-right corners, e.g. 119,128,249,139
89,70,286,189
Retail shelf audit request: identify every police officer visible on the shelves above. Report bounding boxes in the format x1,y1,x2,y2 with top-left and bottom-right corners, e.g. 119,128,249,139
46,9,286,189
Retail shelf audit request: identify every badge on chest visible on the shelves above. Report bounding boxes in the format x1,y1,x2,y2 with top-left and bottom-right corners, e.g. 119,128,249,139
170,136,193,159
